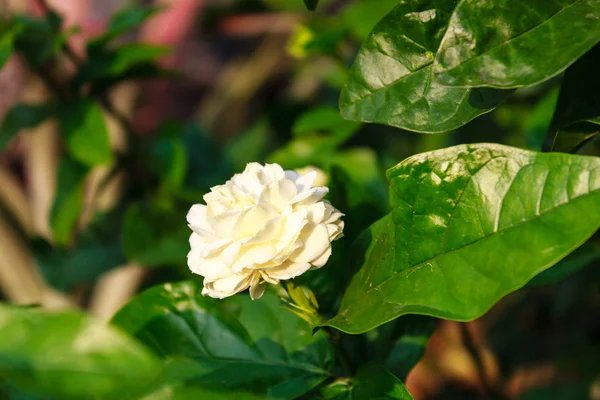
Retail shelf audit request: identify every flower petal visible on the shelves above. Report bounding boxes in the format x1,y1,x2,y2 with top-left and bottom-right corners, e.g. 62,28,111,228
294,170,317,192
311,245,332,268
202,272,252,299
210,209,241,238
188,238,231,280
231,243,279,272
291,187,328,206
234,204,273,239
265,261,312,280
260,179,297,213
249,274,267,300
289,223,330,263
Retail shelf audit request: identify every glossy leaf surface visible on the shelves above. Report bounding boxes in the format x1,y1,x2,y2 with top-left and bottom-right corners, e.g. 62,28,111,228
324,144,600,333
434,0,600,88
527,242,600,287
340,0,511,133
0,304,161,400
112,282,333,398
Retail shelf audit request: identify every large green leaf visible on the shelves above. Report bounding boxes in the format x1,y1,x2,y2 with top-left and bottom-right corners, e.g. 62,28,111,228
320,364,414,399
548,45,600,152
58,100,112,166
339,0,511,134
0,304,161,400
0,103,56,151
111,281,333,399
434,0,600,88
527,242,600,287
323,143,600,334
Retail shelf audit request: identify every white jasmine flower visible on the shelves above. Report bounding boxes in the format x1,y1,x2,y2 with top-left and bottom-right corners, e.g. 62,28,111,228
187,163,344,300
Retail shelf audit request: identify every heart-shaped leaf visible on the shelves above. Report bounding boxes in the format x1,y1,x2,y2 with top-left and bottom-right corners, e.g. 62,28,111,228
434,0,600,88
340,0,511,133
323,143,600,333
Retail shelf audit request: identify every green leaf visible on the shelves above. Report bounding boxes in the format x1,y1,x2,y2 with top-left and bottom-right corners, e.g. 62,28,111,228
548,44,600,152
320,364,414,399
50,158,88,246
433,0,600,88
340,0,512,134
0,20,22,68
293,107,360,144
0,304,161,400
90,6,161,45
122,204,189,267
304,0,319,11
0,103,56,151
111,281,333,399
527,242,600,287
58,99,112,166
323,143,600,334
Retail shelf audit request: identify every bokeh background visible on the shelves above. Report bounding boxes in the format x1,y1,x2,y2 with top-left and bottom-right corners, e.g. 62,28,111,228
0,0,599,399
